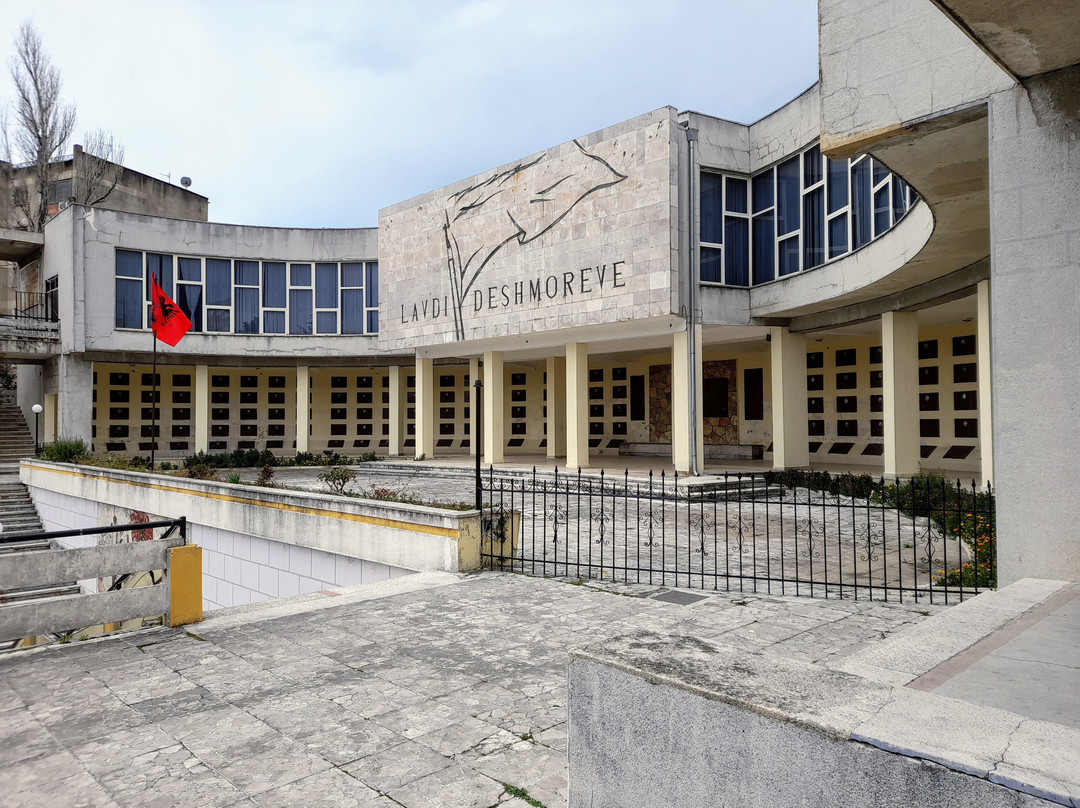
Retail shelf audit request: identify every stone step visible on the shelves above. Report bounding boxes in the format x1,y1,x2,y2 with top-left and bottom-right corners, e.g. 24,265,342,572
0,539,51,554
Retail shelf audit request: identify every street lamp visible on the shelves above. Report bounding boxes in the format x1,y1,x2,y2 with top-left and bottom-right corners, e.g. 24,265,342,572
31,403,42,455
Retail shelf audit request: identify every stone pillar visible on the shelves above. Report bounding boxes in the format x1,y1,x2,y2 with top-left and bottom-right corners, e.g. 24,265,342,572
976,280,994,489
194,365,209,454
565,343,589,470
882,312,919,479
770,327,809,470
546,356,566,459
671,326,704,474
388,365,406,457
415,357,434,460
295,365,309,453
469,357,481,456
482,351,504,465
56,354,92,445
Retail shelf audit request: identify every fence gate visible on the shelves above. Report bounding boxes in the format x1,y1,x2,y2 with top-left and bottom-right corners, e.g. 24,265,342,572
479,467,995,604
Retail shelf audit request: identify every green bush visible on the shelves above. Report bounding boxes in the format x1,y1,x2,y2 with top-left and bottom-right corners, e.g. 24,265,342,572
40,438,87,464
182,449,278,470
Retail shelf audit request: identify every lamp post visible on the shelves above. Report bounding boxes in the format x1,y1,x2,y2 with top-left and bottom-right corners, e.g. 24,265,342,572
31,403,42,455
474,379,483,511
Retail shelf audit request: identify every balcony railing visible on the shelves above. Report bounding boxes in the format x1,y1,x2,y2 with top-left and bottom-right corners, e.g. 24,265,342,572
11,291,58,322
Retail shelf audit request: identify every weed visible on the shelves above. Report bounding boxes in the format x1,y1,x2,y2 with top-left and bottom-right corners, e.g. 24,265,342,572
227,473,241,485
255,464,277,488
502,784,544,807
319,465,356,494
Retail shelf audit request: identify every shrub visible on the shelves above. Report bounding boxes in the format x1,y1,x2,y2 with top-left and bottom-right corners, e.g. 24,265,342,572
185,460,218,480
255,464,276,488
319,465,356,494
40,438,87,463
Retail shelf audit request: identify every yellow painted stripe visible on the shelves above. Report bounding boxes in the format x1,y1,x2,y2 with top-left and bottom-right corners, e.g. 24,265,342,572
30,464,460,539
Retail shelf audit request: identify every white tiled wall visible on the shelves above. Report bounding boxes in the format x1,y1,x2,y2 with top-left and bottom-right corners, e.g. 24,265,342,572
28,487,416,612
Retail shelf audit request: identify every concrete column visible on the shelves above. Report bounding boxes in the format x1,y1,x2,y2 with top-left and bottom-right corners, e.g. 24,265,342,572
482,351,504,465
16,364,43,439
295,365,309,453
882,312,919,479
976,280,994,489
671,326,704,474
56,354,92,445
415,357,434,460
194,365,209,455
469,357,481,456
770,327,809,470
546,356,566,459
388,365,406,457
565,343,589,470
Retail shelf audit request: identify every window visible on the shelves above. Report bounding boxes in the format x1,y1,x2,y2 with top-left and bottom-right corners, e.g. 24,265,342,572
115,249,143,329
176,257,203,332
262,261,286,334
289,263,313,335
205,258,232,332
234,261,260,334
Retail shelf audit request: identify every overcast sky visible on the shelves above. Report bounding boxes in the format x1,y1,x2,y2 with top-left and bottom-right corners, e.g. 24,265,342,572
0,1,818,228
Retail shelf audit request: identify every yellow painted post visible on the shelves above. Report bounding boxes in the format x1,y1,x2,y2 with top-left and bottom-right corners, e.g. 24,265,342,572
169,545,203,627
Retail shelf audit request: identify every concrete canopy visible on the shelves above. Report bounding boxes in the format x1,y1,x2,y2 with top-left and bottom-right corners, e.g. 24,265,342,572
931,0,1080,79
0,227,43,266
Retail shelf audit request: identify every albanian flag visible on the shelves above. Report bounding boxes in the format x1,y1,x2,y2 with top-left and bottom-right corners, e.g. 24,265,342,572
151,274,191,346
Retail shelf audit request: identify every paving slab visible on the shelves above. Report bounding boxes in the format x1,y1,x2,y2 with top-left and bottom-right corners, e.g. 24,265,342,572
0,570,950,807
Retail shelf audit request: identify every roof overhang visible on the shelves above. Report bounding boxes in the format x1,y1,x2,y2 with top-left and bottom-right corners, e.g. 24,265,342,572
0,228,44,266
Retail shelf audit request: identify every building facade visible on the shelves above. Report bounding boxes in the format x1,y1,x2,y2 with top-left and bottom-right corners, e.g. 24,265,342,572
2,0,1077,584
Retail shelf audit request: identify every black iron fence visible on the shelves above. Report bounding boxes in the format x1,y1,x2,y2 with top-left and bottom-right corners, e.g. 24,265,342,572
479,468,995,604
11,291,58,322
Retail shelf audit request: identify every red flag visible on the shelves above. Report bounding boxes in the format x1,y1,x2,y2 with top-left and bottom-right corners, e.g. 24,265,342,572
151,274,191,346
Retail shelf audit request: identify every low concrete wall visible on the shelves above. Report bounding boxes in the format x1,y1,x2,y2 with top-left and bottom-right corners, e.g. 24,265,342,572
21,461,482,611
569,633,1067,807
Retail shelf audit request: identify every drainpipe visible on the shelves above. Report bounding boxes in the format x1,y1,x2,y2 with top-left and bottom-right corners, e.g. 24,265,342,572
685,125,701,476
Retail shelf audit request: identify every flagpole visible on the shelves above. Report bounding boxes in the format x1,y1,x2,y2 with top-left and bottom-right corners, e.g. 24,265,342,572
151,275,158,470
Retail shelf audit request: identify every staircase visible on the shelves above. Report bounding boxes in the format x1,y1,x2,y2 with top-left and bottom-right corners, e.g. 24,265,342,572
0,401,35,462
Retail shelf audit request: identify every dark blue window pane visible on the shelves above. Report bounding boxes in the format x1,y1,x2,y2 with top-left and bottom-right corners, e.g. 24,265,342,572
776,156,800,235
365,263,379,306
700,246,723,283
289,289,312,335
262,262,286,309
235,260,259,287
366,309,379,333
874,186,891,236
892,178,908,221
872,158,889,186
342,262,364,288
316,263,338,308
752,170,773,213
316,311,337,334
851,158,872,249
342,289,364,334
827,157,848,214
263,311,285,333
752,214,774,284
726,177,747,214
803,143,822,186
115,279,142,328
116,249,142,278
206,259,231,306
724,216,749,286
207,309,230,332
234,288,259,334
146,253,173,298
177,257,201,282
779,235,800,276
178,285,202,332
803,187,825,270
290,263,311,287
700,172,724,244
829,213,849,259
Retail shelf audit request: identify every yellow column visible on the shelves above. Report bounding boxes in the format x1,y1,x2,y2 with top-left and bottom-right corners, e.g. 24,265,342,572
44,393,58,444
882,312,919,478
295,366,310,453
469,357,481,456
546,356,566,459
415,357,434,459
194,365,209,454
565,343,589,469
770,327,809,470
388,365,406,456
671,326,704,474
977,280,994,488
169,544,203,627
483,351,504,464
